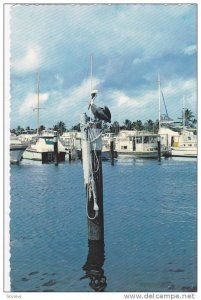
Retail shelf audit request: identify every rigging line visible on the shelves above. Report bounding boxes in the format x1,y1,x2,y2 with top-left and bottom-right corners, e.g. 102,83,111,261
161,89,169,118
88,127,100,173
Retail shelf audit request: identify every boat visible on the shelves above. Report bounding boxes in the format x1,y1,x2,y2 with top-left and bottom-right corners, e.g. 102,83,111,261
115,130,160,159
10,135,27,164
18,130,37,145
171,129,197,157
157,75,197,158
60,131,82,160
101,133,117,160
22,130,66,162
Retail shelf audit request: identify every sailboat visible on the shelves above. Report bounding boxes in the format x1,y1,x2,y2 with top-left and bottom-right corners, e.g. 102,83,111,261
158,80,197,158
22,73,66,162
170,100,197,157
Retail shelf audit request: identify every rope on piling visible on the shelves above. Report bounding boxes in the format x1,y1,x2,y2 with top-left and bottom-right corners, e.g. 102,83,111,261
83,124,101,220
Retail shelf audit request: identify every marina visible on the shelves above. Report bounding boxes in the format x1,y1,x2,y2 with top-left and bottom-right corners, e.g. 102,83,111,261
10,157,197,292
6,4,197,296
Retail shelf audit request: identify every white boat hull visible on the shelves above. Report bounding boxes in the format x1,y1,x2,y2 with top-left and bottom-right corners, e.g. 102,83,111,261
117,151,158,159
23,149,53,161
171,147,197,157
10,147,27,163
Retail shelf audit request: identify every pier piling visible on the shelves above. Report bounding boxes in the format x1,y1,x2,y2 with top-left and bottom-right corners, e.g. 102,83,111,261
80,113,106,291
110,140,114,166
54,132,59,166
80,113,104,241
157,136,161,162
69,149,72,163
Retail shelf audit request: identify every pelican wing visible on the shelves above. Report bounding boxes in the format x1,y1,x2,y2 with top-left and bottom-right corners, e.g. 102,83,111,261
104,106,111,121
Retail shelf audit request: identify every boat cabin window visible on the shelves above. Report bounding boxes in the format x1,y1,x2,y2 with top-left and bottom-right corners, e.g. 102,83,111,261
136,137,142,144
121,146,127,149
143,136,149,143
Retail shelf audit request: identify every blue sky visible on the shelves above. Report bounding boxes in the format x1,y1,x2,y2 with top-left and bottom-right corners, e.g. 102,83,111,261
10,4,197,129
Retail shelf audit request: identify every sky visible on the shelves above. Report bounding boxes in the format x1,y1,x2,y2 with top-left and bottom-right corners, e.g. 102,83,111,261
9,3,197,129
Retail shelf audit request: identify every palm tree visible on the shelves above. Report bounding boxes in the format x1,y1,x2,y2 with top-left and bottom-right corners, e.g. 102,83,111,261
110,121,120,134
71,123,80,132
184,109,194,127
123,119,132,130
144,119,154,132
53,121,66,135
38,125,46,135
135,120,144,131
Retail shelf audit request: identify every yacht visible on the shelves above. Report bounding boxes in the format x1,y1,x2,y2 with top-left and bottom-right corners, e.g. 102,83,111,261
22,130,66,162
101,133,117,160
171,129,197,157
10,135,27,164
60,131,82,160
115,130,160,159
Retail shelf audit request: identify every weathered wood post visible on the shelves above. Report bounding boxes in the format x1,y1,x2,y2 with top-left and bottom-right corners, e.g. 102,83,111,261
157,135,161,162
80,112,106,291
110,140,114,166
53,132,59,166
69,149,72,163
80,113,104,241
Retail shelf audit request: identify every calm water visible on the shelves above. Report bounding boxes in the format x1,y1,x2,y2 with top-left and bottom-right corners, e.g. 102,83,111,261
10,157,197,292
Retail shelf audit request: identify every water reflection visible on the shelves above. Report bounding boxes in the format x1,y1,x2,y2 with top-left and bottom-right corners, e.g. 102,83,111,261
81,239,107,292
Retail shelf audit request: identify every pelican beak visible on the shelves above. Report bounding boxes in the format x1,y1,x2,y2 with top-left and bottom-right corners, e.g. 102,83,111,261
88,102,91,110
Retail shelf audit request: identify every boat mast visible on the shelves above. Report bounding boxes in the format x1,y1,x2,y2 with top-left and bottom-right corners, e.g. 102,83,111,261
37,71,40,136
182,96,185,131
90,54,93,93
158,73,161,131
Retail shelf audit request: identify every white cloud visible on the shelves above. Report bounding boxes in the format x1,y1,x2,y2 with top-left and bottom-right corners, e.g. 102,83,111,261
56,76,103,113
13,45,41,73
132,58,142,65
183,45,197,55
19,92,49,115
55,74,64,88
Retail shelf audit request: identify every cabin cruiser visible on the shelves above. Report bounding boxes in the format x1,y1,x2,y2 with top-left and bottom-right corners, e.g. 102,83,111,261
10,135,27,164
115,130,160,159
22,130,66,162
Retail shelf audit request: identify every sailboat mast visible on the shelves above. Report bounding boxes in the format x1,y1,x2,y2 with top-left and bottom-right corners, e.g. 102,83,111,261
182,96,185,130
158,73,161,131
36,71,40,136
90,54,93,93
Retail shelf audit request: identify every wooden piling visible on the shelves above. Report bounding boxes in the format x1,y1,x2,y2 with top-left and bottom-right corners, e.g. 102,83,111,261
69,149,72,162
157,136,161,162
110,140,114,166
80,113,104,242
54,132,59,165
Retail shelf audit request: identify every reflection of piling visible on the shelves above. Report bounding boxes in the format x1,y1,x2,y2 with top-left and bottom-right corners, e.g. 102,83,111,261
81,239,106,292
54,132,59,166
110,140,114,166
157,136,161,162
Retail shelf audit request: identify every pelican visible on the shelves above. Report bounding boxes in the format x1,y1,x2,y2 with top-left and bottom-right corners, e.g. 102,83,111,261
88,90,111,123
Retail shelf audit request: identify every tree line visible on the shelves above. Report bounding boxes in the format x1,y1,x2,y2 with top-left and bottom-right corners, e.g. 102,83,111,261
11,109,196,136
